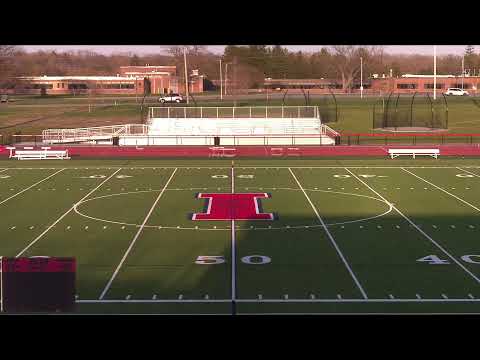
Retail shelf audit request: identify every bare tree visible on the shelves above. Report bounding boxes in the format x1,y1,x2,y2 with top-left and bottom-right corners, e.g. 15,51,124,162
330,45,384,92
0,45,19,89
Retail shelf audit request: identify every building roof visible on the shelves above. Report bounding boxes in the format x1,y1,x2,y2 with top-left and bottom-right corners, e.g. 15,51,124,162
18,76,139,81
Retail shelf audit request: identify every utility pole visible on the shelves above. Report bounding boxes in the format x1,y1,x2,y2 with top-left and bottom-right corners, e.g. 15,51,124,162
233,56,237,107
462,56,465,90
360,57,363,99
433,45,437,100
184,47,189,104
219,58,223,101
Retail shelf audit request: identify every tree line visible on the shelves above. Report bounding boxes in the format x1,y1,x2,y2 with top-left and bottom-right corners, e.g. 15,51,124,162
1,45,479,92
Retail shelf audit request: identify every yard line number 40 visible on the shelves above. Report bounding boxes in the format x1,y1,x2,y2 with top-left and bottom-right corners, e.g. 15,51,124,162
417,255,480,265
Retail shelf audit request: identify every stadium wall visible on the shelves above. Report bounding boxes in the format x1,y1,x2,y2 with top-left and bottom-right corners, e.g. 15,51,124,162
2,144,480,159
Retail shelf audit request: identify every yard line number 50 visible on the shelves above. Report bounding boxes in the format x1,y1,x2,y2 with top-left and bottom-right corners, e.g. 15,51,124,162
195,255,271,265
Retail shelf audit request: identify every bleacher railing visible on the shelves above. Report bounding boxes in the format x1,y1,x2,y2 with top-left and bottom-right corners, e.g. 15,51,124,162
41,124,148,144
149,106,319,119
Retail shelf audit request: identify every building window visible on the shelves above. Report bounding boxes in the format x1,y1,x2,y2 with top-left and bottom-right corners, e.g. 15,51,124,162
68,83,88,90
424,83,444,89
451,83,472,89
32,84,53,89
397,83,418,89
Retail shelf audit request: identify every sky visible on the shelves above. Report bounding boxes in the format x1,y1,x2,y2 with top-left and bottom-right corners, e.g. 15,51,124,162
21,45,478,56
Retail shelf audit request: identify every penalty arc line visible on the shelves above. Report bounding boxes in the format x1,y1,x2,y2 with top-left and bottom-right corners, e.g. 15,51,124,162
99,168,178,300
288,167,368,299
402,168,480,213
344,167,480,286
15,168,123,258
0,168,65,207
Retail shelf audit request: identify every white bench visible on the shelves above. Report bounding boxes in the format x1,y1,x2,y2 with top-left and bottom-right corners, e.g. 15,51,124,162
10,148,70,160
388,148,439,159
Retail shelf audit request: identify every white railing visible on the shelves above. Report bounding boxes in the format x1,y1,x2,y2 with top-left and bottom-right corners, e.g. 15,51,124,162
149,106,319,120
42,124,148,144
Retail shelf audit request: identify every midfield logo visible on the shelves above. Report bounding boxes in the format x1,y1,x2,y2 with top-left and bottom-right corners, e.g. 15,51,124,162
191,193,274,221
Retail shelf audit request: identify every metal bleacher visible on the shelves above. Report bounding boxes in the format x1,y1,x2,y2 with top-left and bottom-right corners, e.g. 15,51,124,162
41,106,339,146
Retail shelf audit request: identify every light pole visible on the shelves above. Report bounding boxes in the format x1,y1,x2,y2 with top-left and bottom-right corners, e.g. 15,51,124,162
183,47,189,104
462,56,465,90
360,56,363,99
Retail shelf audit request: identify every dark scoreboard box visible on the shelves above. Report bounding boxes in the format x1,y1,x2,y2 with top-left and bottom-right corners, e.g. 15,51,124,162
1,257,76,313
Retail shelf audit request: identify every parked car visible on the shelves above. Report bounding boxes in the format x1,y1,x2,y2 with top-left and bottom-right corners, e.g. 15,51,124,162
444,88,469,96
0,94,8,103
158,93,185,103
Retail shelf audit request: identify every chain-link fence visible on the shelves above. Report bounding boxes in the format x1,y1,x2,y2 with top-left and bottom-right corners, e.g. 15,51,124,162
373,92,448,130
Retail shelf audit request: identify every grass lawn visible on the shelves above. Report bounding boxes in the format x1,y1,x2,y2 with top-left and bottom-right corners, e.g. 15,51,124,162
1,158,480,314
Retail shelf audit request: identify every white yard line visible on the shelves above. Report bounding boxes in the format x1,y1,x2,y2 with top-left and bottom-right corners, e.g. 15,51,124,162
402,168,480,213
288,167,368,299
231,165,236,303
0,169,8,173
15,168,122,257
0,168,65,207
345,167,480,285
98,168,178,300
457,167,480,178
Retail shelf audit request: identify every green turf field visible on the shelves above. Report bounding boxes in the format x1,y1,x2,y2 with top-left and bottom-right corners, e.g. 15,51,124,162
1,158,480,314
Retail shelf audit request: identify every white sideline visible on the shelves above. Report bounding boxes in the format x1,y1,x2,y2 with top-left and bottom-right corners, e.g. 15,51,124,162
402,168,480,213
15,168,122,257
2,166,480,170
231,165,236,302
344,168,480,285
0,169,65,207
74,297,480,303
288,167,368,299
99,168,178,300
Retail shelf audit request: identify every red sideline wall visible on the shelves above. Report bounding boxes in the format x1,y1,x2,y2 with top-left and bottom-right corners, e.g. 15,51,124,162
2,144,480,158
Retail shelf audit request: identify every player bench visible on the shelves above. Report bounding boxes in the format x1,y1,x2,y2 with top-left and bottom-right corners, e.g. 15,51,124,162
9,147,70,160
388,148,439,159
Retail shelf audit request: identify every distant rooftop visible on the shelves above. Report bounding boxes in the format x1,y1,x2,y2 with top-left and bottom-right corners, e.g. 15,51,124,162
18,76,138,81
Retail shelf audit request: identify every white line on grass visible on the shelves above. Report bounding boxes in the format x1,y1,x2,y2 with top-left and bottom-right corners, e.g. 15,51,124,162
457,167,480,178
7,166,480,170
345,168,480,286
98,168,178,300
15,168,122,258
288,167,368,299
231,164,236,303
0,169,65,207
75,297,480,303
402,168,480,213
